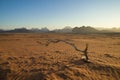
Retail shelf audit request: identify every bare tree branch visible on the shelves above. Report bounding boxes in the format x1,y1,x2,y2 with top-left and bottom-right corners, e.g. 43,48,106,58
45,39,92,62
48,39,83,52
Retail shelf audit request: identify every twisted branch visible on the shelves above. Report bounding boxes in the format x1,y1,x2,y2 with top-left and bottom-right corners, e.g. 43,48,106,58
45,39,92,62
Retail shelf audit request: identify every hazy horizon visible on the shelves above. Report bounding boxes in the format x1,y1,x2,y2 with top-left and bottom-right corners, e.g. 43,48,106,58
0,0,120,30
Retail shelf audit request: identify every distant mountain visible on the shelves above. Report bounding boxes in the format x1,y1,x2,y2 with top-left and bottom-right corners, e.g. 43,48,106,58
72,26,99,34
108,28,120,32
0,27,50,33
96,27,120,32
40,27,49,32
0,29,4,33
11,28,30,33
30,28,41,33
53,26,72,33
0,28,30,33
0,26,119,33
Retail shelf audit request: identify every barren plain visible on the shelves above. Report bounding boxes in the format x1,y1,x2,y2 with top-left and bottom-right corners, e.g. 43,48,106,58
0,33,120,80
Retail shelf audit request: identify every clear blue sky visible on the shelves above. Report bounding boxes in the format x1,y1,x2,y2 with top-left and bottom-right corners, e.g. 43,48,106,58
0,0,120,30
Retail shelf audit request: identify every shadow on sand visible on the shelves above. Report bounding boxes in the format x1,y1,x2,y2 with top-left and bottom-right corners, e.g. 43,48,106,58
70,59,91,66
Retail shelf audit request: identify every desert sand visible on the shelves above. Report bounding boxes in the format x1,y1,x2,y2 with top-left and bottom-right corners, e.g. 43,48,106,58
0,33,120,80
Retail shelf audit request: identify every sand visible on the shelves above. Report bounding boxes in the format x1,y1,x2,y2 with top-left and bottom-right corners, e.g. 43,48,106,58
0,33,120,80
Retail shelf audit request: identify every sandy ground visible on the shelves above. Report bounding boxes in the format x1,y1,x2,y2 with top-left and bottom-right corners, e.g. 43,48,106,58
0,33,120,80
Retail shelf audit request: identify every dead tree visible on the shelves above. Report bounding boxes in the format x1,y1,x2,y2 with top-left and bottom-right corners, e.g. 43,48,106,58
81,44,89,62
45,39,91,62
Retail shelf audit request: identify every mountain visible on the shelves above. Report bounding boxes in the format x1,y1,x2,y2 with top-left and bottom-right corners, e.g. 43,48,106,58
40,27,49,32
72,26,99,34
0,29,4,33
53,26,72,33
30,28,41,33
0,27,50,33
0,26,119,33
108,28,120,32
11,28,30,33
0,28,30,33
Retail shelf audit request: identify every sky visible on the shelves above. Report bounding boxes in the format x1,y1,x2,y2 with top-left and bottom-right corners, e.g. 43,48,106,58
0,0,120,30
